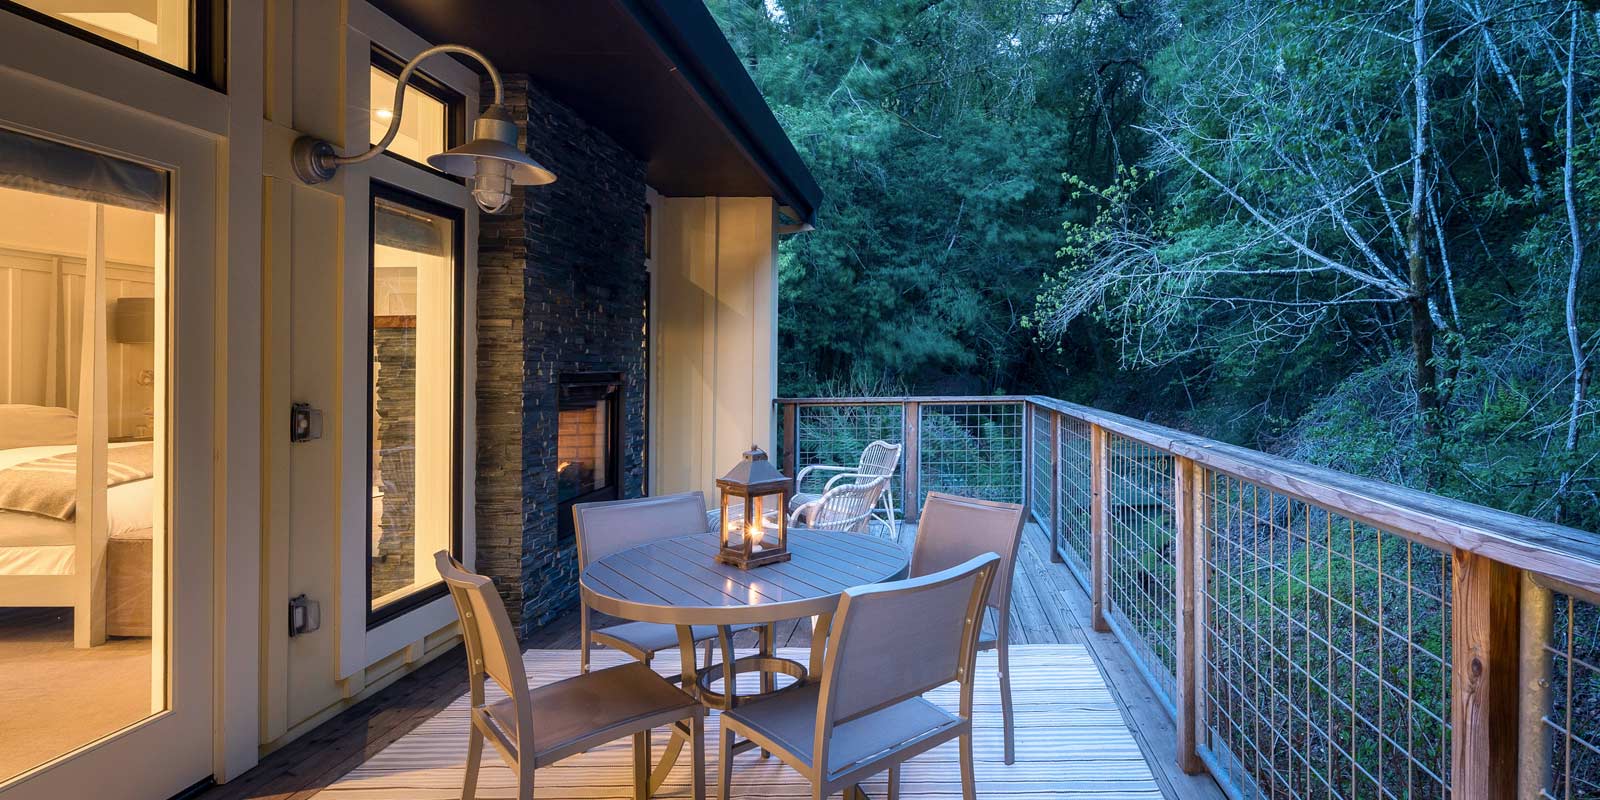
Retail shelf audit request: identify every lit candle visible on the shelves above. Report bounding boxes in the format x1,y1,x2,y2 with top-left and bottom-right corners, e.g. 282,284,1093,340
748,521,764,551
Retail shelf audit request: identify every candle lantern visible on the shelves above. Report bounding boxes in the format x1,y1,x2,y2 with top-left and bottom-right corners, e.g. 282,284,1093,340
716,445,792,569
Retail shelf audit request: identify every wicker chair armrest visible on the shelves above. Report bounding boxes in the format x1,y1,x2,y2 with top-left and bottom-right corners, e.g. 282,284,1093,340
795,463,854,488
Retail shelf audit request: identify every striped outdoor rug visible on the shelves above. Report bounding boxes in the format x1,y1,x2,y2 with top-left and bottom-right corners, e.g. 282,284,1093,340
313,646,1161,799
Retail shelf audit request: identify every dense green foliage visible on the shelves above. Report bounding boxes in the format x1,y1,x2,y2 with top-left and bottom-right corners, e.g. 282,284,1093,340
707,0,1600,531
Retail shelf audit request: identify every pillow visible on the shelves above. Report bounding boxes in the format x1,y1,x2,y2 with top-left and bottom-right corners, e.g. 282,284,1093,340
0,405,77,450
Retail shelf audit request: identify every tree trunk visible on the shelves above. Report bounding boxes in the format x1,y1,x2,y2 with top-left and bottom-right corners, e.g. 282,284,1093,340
1410,0,1442,474
1559,8,1586,522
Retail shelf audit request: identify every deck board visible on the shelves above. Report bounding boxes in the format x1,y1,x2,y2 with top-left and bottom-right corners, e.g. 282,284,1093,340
312,647,1160,799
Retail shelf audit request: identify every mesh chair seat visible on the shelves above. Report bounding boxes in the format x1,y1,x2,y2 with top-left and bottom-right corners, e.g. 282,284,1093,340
482,661,698,765
722,682,959,777
592,620,761,656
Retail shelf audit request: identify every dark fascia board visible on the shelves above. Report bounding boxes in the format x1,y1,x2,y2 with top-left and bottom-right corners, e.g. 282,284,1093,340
618,0,822,223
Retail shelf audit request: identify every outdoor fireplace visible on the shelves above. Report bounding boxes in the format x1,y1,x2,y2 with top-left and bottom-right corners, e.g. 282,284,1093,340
557,373,622,542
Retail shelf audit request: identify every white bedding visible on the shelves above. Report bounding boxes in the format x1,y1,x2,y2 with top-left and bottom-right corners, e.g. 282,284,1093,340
0,442,155,576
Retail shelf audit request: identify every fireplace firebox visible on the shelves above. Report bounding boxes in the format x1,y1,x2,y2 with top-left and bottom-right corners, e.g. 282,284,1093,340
557,373,622,542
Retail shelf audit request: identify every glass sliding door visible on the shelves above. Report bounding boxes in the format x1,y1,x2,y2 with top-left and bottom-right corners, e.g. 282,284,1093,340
0,127,167,784
367,185,460,622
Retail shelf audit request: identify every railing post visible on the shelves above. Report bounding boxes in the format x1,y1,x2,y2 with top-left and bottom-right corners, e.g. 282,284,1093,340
902,401,921,523
779,402,797,479
1090,423,1109,633
1174,456,1203,774
1451,550,1521,799
1049,411,1064,564
1518,572,1553,800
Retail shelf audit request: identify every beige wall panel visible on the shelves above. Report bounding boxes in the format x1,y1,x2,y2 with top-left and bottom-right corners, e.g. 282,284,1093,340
285,182,345,726
650,197,778,503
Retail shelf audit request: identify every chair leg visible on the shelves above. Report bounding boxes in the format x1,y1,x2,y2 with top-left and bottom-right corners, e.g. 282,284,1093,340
717,726,734,800
999,642,1015,765
633,730,652,800
690,710,707,800
959,730,976,800
888,763,901,800
517,748,537,800
461,724,484,800
759,623,775,759
580,607,591,674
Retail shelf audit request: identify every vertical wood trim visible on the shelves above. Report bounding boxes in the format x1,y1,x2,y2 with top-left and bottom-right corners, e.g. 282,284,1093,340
1173,456,1202,774
903,401,921,522
1518,572,1554,800
1451,550,1521,799
1090,423,1108,633
261,178,293,743
44,255,60,405
1049,411,1064,563
780,402,797,478
74,203,109,648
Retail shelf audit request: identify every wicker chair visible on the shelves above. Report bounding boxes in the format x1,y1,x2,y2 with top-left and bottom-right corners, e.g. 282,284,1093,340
793,440,903,530
789,473,892,535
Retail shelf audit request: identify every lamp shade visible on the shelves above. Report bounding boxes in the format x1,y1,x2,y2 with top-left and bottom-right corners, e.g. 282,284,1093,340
426,109,556,186
112,297,155,344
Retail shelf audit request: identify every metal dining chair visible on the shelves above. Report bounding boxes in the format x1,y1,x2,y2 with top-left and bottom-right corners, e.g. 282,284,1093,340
911,491,1027,764
717,553,1000,800
435,551,705,800
573,492,774,677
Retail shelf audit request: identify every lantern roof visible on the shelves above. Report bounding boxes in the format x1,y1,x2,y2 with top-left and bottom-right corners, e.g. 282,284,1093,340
716,445,792,494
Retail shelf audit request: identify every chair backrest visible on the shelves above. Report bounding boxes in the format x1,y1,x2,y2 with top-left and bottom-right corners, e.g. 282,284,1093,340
814,553,998,748
800,475,889,533
573,491,710,569
435,552,530,727
911,492,1025,615
854,441,903,484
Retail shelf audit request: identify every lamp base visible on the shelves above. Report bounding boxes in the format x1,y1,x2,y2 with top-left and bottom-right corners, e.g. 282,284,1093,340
291,136,339,184
715,548,791,570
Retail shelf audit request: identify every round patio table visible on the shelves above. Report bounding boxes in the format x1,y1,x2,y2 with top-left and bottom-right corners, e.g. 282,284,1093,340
579,527,909,707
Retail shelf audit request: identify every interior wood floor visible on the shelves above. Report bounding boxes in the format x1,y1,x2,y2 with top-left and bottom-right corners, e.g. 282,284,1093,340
196,522,1224,800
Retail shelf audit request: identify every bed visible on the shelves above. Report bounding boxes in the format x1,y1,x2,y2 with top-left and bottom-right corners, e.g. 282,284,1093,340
0,405,155,644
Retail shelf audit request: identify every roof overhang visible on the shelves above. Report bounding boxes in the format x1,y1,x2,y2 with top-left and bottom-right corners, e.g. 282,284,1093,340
366,0,822,223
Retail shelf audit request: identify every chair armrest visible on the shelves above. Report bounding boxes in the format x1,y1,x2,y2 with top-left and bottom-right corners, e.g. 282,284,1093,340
821,471,877,493
795,464,853,488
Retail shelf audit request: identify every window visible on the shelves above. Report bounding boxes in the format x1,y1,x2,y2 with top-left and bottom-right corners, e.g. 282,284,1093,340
0,127,168,781
367,185,461,623
3,0,222,85
370,50,462,170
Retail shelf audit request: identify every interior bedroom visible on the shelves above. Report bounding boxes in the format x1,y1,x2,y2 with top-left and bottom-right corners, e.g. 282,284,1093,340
0,127,167,783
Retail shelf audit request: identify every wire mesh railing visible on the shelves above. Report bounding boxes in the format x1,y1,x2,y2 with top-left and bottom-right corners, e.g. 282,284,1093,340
1030,403,1055,532
1524,576,1600,800
916,402,1024,508
789,402,905,515
777,395,1600,800
1103,430,1181,713
1059,414,1095,586
1198,473,1452,799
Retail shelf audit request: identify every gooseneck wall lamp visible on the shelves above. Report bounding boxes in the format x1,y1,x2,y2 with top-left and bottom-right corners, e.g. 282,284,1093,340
290,44,556,213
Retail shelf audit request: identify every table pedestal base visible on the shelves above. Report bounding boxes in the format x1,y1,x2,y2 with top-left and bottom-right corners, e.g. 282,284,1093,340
694,654,807,709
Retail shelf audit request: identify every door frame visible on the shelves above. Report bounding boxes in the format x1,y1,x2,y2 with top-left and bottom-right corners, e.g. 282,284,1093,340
0,68,219,800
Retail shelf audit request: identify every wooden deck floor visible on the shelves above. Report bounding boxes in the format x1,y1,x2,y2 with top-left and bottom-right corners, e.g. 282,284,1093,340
197,523,1224,800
